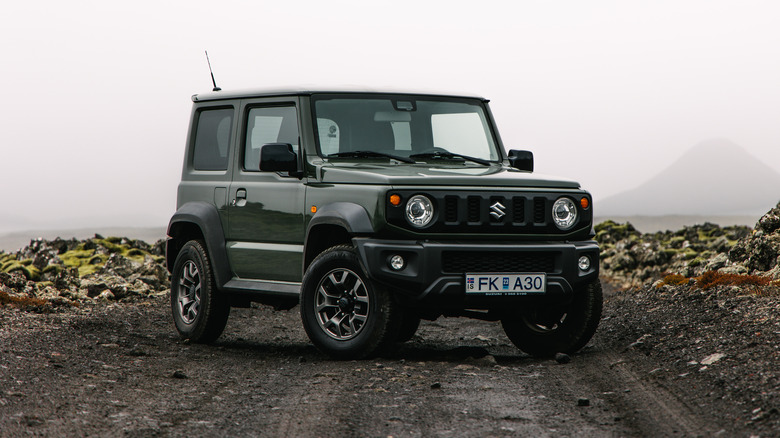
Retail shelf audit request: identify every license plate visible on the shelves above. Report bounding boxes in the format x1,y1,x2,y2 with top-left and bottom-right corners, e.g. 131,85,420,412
465,273,546,295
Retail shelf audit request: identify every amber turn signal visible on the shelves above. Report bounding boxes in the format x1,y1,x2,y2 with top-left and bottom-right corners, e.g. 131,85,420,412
389,194,401,206
580,197,589,209
311,206,317,213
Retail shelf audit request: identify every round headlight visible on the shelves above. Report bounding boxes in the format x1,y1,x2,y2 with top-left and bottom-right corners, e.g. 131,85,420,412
552,197,577,230
405,195,434,228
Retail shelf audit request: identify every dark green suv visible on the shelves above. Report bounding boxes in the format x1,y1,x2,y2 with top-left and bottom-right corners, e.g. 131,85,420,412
166,89,601,359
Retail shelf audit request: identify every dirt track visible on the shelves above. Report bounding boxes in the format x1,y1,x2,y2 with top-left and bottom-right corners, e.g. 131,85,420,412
0,281,771,437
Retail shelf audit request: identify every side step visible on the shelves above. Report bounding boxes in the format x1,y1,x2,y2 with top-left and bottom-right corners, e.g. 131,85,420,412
222,278,300,310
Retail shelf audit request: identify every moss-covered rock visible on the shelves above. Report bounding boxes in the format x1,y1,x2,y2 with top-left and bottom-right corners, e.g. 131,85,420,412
1,235,169,309
596,220,752,287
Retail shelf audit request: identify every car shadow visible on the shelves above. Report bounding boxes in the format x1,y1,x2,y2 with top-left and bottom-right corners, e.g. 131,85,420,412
202,336,556,366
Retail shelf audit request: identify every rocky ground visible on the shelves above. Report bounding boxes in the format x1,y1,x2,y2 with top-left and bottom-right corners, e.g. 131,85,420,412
1,204,779,436
1,235,168,308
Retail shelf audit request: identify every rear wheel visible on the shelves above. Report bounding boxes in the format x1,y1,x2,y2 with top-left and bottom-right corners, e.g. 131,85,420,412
501,279,602,357
300,245,400,359
171,240,230,343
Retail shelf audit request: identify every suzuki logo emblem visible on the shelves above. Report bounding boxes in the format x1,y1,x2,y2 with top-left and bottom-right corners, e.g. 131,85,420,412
490,201,506,220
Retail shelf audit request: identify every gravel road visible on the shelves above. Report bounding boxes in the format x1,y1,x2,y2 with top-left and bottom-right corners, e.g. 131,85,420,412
0,280,775,437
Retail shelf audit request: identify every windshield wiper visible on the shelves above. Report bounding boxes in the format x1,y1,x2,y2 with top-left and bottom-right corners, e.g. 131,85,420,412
409,151,491,166
327,150,416,164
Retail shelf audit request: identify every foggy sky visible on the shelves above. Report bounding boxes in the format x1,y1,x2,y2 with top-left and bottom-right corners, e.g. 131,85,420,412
2,0,779,232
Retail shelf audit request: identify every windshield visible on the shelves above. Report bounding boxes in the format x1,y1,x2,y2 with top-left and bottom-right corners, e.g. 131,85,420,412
312,95,500,162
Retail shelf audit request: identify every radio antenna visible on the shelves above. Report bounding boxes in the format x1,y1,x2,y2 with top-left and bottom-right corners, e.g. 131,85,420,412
205,51,221,92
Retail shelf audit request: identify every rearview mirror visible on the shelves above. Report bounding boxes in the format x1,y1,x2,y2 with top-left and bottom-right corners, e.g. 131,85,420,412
374,111,412,122
259,143,298,173
508,149,534,172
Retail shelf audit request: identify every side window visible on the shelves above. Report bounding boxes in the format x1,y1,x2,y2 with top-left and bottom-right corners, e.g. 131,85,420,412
192,108,234,171
244,106,299,171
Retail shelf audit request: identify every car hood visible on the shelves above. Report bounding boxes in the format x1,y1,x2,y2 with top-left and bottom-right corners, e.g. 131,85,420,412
316,163,581,189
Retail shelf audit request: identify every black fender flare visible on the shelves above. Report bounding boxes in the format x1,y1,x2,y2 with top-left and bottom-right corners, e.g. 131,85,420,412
303,202,374,267
306,202,374,235
166,202,231,289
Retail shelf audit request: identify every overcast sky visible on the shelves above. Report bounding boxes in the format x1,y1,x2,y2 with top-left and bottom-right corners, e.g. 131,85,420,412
1,0,779,231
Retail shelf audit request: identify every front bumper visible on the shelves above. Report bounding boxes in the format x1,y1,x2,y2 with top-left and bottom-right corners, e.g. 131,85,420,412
352,238,599,309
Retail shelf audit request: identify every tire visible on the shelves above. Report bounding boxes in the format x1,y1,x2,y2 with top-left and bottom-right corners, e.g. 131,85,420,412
501,279,602,357
171,240,230,343
300,245,400,359
397,311,421,343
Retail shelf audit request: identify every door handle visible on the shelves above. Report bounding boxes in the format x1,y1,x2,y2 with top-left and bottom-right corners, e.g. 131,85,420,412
232,189,247,207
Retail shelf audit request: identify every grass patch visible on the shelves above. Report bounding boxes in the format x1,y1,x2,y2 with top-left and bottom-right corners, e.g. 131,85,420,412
658,273,689,287
697,271,772,290
0,290,47,308
656,271,779,296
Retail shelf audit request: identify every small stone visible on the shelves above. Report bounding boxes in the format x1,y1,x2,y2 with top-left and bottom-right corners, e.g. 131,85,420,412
467,354,497,367
24,416,44,427
98,290,115,301
624,341,644,351
454,364,477,371
554,353,571,364
577,398,590,407
172,370,188,379
700,353,726,365
127,346,147,357
430,382,442,389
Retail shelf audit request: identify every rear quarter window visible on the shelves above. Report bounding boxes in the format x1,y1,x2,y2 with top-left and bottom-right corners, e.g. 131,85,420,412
192,108,234,171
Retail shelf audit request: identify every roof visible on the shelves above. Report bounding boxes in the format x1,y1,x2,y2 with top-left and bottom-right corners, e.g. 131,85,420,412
191,86,488,102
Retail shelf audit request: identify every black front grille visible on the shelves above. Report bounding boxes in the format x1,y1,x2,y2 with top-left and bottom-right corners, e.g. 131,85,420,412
442,251,556,273
533,198,546,223
467,196,481,222
385,190,591,235
512,196,525,223
445,196,458,223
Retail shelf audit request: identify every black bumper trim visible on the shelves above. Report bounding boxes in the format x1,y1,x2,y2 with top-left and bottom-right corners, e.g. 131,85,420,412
352,238,599,308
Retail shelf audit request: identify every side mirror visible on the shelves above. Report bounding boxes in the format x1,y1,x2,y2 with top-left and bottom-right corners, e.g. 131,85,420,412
259,143,298,173
508,149,534,172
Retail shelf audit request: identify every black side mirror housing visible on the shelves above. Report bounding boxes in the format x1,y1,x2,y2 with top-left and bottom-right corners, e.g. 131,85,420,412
508,149,534,172
259,143,298,173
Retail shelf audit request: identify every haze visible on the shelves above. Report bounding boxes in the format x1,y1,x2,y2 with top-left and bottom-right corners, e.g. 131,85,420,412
2,0,779,232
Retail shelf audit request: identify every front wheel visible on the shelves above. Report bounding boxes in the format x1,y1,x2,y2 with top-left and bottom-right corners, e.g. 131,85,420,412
397,310,421,343
501,279,603,357
170,240,230,343
300,245,400,359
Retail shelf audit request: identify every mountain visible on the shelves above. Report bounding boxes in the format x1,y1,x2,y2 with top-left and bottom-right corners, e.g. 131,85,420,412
596,139,780,216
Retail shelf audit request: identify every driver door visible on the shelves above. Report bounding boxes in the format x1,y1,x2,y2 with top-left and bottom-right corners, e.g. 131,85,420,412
226,98,305,283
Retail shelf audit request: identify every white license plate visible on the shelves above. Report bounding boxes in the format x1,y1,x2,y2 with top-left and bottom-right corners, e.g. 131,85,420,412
465,273,546,295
